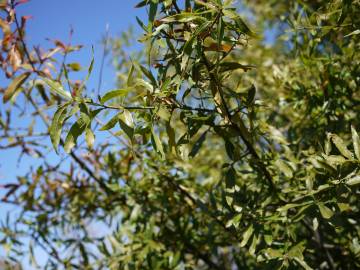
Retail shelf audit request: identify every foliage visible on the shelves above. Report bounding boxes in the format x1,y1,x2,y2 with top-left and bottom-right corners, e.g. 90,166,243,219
0,0,360,269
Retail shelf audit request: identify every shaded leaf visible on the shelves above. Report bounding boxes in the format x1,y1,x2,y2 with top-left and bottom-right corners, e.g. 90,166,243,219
189,131,207,158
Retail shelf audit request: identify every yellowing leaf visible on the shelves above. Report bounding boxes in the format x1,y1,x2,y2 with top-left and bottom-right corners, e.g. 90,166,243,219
351,125,360,160
85,128,95,148
3,72,31,103
331,134,353,159
67,62,82,71
240,224,254,247
151,127,165,159
318,203,334,219
346,175,360,186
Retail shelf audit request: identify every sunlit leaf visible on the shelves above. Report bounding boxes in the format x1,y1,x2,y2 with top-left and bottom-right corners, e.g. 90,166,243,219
100,89,129,104
3,72,31,103
50,102,70,153
42,77,72,100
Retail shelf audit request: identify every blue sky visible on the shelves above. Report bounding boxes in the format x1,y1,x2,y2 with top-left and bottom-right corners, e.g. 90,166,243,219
0,0,146,267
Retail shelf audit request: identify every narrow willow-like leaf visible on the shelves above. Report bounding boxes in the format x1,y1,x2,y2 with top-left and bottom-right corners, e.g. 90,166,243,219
85,128,95,149
189,131,207,158
127,64,135,87
100,113,121,131
148,0,158,25
100,89,129,104
42,77,72,100
346,175,360,186
351,125,360,160
225,166,236,189
3,72,31,103
50,102,70,153
249,234,257,255
275,159,293,178
222,9,257,37
119,110,134,140
219,62,255,73
64,116,89,153
161,13,205,23
247,85,256,105
240,224,254,247
151,127,165,159
331,134,353,159
138,64,157,87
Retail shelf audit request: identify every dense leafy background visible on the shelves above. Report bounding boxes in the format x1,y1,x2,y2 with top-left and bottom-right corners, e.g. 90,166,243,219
0,0,360,269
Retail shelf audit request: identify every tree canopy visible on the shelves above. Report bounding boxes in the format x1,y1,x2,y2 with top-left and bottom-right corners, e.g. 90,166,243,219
0,0,360,269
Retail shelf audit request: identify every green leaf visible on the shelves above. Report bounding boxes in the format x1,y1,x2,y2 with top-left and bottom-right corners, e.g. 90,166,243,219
148,0,158,25
225,166,236,189
346,175,360,186
344,29,360,37
180,20,212,72
189,131,207,158
138,64,157,87
184,21,212,53
331,134,353,159
223,9,257,37
50,102,70,153
85,128,95,149
100,89,129,104
246,85,256,105
119,109,134,140
161,13,205,23
275,159,293,178
3,72,31,103
240,224,254,247
351,125,360,160
151,127,165,159
249,234,257,255
318,203,334,219
288,242,305,260
100,113,121,131
265,248,282,259
293,257,313,270
42,77,72,100
127,64,135,87
64,115,90,153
